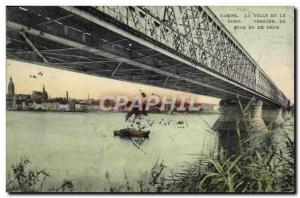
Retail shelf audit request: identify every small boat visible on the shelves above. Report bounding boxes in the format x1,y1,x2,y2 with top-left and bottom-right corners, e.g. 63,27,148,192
114,128,150,138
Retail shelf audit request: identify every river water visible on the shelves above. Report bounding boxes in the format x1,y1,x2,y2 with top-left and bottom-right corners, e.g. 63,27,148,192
6,111,219,191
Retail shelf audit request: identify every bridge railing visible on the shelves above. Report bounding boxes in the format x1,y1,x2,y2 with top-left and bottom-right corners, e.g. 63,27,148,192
94,6,288,106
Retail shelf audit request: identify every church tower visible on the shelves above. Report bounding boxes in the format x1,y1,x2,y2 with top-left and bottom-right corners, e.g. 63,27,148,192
8,76,15,97
42,84,48,101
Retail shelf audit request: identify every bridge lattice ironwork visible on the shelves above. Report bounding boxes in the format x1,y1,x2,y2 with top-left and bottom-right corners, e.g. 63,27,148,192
95,6,288,106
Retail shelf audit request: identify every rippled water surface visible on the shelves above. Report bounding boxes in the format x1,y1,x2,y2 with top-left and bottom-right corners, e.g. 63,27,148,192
7,111,219,190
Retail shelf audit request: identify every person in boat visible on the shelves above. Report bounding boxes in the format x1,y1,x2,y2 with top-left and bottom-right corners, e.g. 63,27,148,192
125,91,148,123
125,106,148,123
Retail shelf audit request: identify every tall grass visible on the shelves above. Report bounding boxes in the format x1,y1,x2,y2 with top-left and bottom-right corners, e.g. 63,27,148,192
6,157,50,192
6,157,74,192
164,98,295,192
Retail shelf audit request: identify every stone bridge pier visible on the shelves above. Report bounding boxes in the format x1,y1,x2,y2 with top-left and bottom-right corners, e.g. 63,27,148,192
213,98,267,154
262,106,285,129
282,109,291,120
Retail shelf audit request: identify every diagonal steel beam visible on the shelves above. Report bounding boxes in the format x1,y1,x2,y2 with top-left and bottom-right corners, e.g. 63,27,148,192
162,76,169,88
111,62,122,77
7,37,49,50
101,38,128,47
37,14,74,27
19,32,49,63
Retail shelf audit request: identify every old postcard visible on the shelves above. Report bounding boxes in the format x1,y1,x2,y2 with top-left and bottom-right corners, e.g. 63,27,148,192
6,6,295,193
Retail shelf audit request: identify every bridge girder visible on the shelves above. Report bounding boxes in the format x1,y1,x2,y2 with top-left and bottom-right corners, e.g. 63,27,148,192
91,6,287,106
6,6,289,107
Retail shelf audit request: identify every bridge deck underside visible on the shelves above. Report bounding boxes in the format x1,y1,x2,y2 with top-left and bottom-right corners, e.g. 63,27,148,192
6,7,280,106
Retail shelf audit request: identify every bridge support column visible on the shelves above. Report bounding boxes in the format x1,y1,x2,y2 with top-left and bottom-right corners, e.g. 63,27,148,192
213,99,267,154
262,107,285,129
282,108,291,121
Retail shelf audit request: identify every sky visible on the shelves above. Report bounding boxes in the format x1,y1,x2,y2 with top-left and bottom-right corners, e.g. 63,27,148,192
6,6,294,104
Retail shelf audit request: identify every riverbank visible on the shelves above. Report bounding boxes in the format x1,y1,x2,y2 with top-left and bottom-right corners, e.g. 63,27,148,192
6,109,220,115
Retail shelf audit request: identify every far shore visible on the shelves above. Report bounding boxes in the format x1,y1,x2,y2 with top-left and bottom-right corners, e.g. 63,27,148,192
6,109,220,115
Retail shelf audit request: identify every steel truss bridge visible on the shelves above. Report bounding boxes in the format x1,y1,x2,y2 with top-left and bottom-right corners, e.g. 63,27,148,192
6,6,288,107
